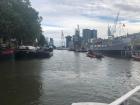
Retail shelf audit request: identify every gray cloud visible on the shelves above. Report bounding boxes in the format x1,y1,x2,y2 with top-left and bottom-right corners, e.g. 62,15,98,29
114,3,140,12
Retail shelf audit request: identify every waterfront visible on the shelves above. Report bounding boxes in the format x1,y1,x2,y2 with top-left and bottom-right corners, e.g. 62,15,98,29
0,50,140,105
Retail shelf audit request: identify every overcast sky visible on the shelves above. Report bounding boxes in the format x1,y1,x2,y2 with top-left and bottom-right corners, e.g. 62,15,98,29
30,0,140,46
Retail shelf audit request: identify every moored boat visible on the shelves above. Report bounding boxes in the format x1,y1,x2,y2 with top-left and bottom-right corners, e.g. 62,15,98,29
0,48,15,60
15,45,53,59
15,45,37,59
36,46,53,58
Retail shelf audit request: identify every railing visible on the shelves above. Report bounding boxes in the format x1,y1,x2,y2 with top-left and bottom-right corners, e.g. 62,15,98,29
109,86,140,105
71,86,140,105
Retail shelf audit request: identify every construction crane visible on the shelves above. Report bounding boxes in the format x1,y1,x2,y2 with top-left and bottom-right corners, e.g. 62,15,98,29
108,12,120,39
111,12,120,37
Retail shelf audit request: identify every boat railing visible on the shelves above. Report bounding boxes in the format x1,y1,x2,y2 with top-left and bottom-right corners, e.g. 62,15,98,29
109,86,140,105
71,86,140,105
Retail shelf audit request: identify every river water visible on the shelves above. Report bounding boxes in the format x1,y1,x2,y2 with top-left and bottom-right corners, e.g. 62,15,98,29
0,50,140,105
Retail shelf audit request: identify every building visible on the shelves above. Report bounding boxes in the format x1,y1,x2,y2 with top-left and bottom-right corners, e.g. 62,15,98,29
49,38,54,46
65,36,72,48
91,29,97,39
73,28,82,50
82,29,97,44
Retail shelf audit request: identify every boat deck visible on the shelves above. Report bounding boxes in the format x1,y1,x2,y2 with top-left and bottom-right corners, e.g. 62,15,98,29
72,86,140,105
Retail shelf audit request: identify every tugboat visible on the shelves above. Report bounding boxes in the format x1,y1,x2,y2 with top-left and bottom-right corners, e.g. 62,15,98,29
95,53,104,59
132,51,140,61
87,51,96,58
87,50,103,59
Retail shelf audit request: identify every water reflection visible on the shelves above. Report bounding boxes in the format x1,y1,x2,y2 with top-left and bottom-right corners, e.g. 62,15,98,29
0,60,42,105
0,50,140,105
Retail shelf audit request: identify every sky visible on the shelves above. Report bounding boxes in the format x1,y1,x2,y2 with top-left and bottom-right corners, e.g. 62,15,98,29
30,0,140,46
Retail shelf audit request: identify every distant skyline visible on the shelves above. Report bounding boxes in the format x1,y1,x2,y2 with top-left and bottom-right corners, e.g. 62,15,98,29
31,0,140,46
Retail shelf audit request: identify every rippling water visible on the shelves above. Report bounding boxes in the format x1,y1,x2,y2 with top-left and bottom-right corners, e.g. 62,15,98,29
0,50,140,105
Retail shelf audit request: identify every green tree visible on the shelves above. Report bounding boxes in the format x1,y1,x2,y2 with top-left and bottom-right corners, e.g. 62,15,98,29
38,35,47,46
0,0,43,45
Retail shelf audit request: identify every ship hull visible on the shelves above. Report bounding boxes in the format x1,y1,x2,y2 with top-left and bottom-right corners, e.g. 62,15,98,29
0,49,15,60
15,50,36,59
94,50,131,57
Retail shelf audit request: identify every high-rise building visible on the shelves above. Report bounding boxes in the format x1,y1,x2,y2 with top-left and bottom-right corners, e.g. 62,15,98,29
65,36,72,48
72,25,82,50
61,30,65,47
91,29,97,39
82,29,97,43
83,29,91,43
49,38,54,46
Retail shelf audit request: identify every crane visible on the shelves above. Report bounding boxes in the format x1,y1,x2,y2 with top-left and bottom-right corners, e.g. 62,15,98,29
108,12,120,39
114,12,120,33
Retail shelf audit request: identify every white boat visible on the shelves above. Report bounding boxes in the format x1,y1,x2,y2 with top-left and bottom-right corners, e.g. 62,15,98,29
72,86,140,105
